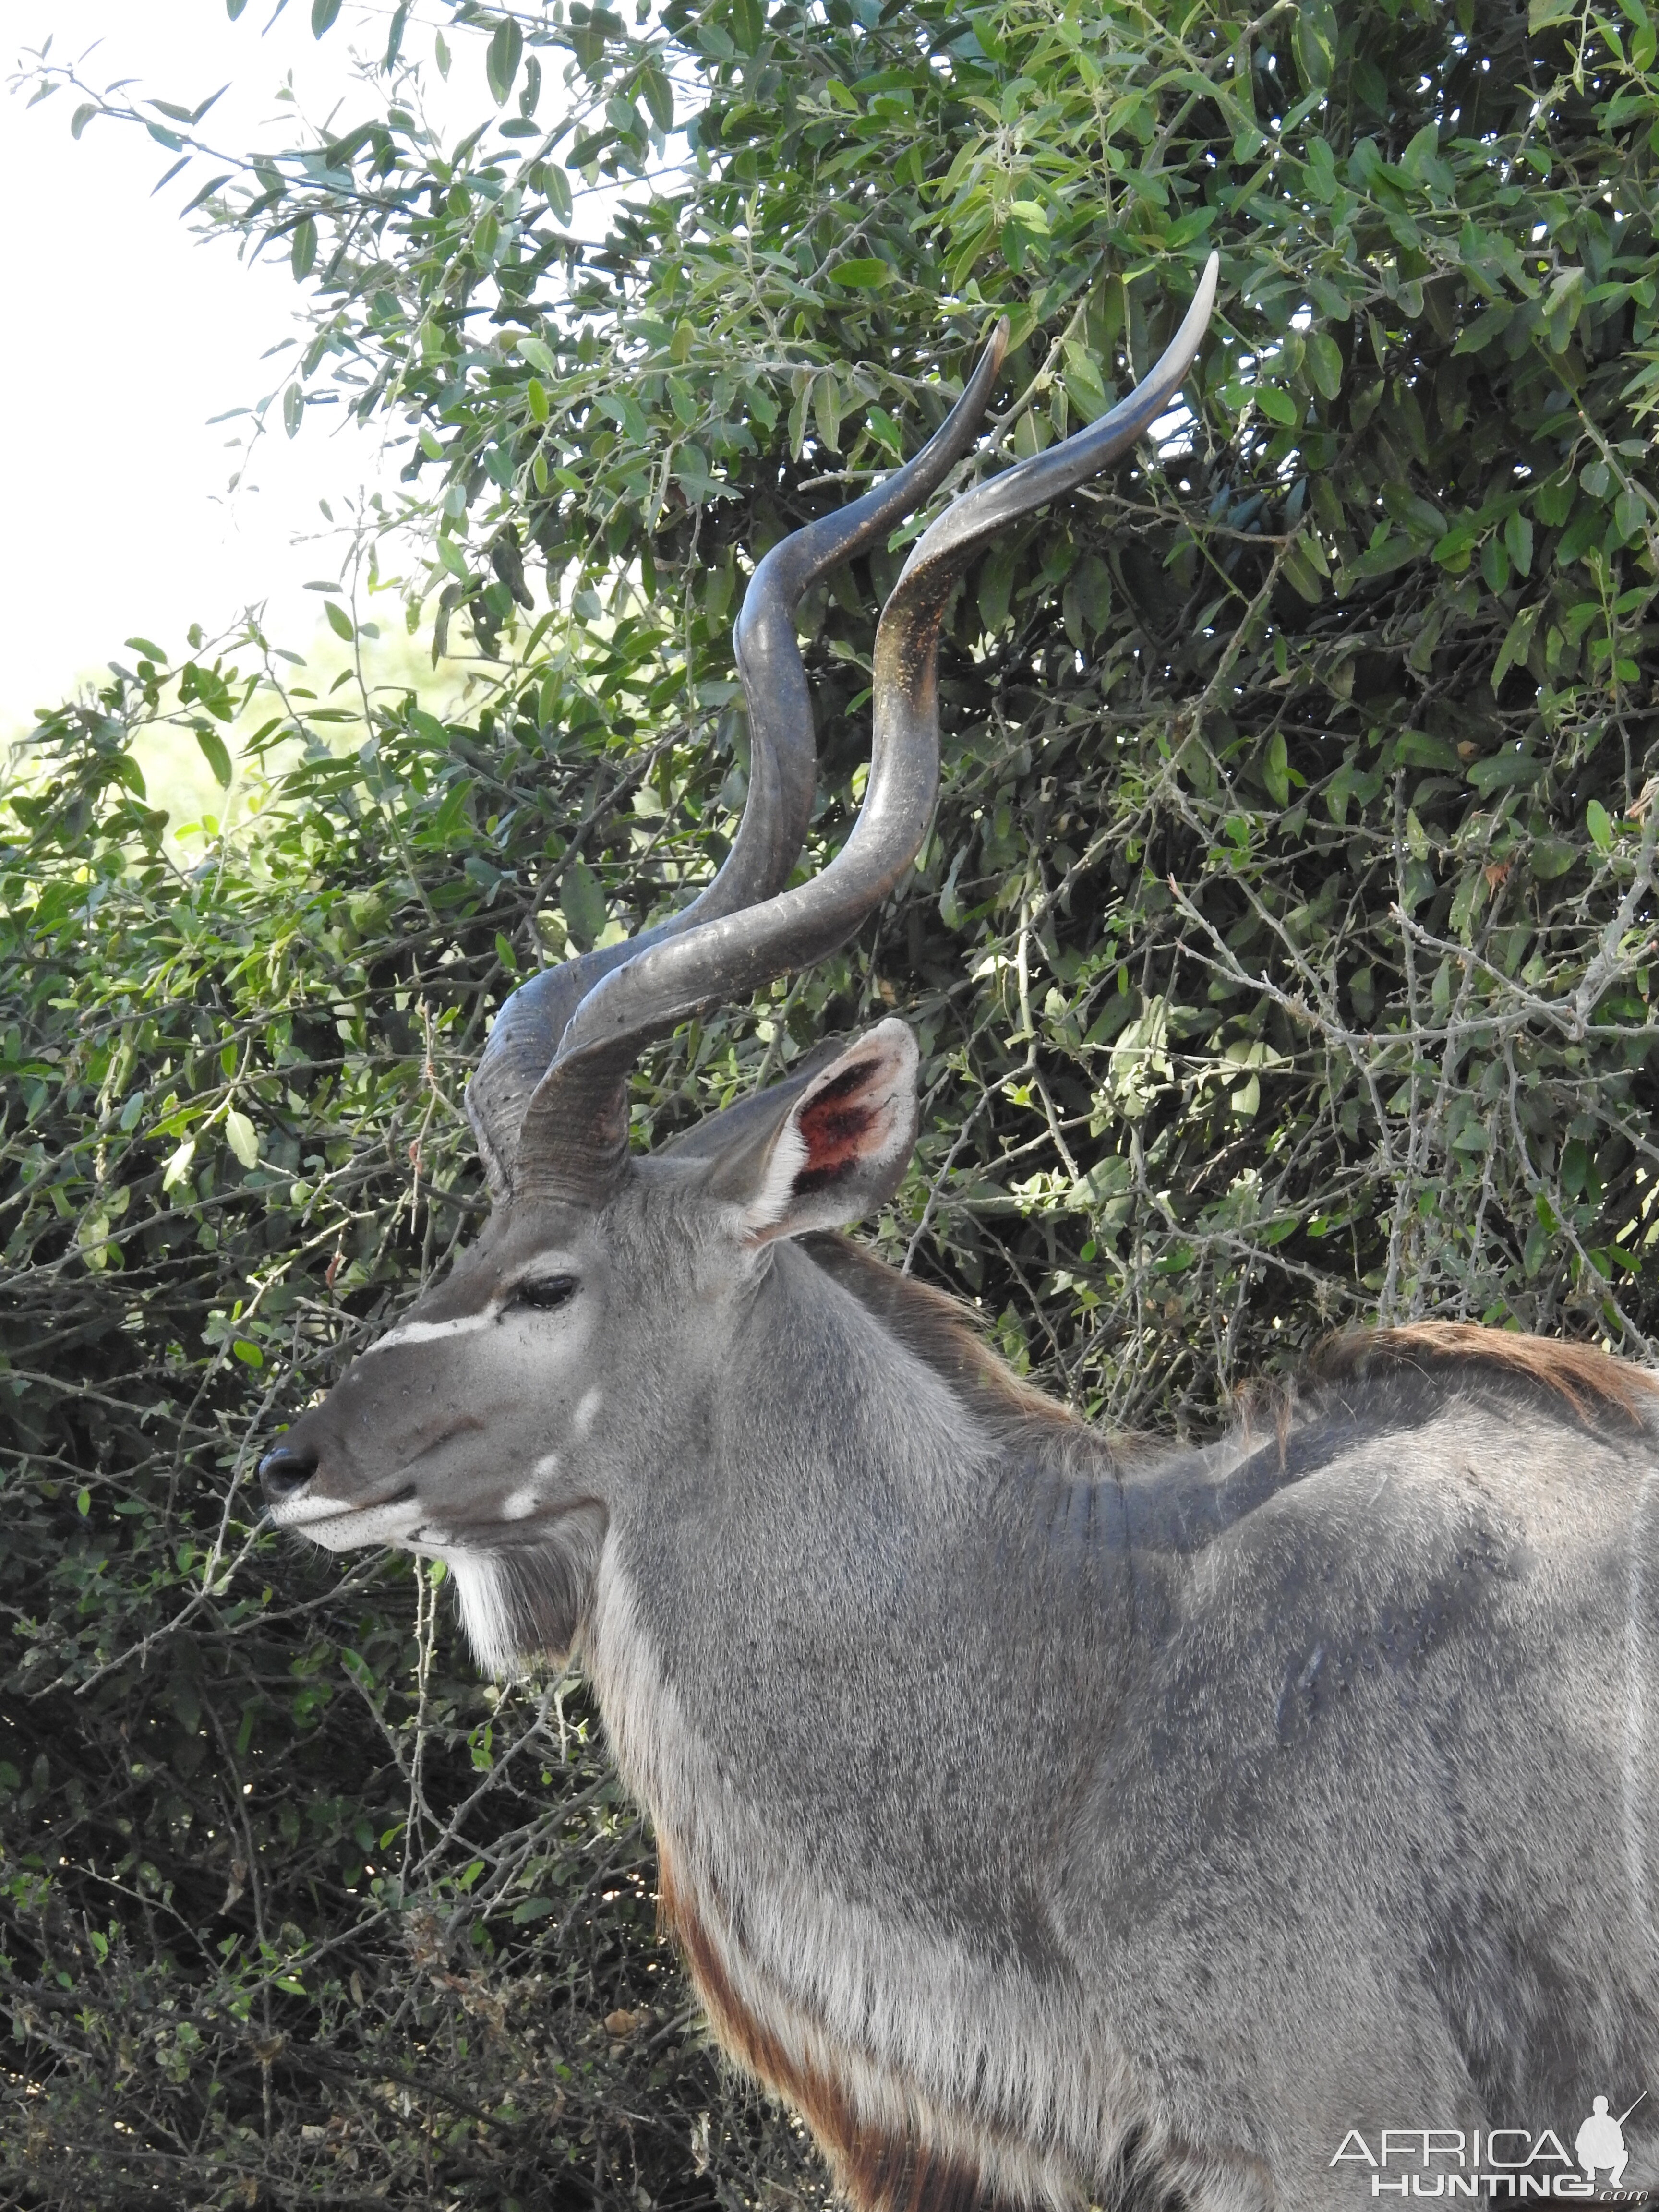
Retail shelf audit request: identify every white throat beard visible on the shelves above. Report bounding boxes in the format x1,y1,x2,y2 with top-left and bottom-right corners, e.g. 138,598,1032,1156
444,1550,518,1678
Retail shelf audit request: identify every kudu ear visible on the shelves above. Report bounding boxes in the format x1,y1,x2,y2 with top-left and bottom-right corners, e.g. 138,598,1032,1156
706,1019,920,1242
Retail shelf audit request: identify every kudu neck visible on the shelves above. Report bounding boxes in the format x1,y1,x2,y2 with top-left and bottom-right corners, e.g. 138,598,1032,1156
585,1238,1139,1950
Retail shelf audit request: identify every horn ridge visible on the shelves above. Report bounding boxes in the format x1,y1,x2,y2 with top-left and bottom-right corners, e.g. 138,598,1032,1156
510,256,1220,1207
466,321,1011,1196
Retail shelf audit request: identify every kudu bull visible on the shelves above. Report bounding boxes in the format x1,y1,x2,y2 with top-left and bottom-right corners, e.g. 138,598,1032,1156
261,254,1659,2207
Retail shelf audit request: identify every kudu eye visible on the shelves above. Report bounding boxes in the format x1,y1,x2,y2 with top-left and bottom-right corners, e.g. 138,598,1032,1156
511,1274,579,1314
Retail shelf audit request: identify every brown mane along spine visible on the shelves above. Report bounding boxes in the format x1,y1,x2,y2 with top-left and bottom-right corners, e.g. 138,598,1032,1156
1312,1319,1659,1428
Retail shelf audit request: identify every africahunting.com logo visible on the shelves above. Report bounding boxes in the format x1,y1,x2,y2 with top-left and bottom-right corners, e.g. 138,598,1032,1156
1332,2093,1652,2199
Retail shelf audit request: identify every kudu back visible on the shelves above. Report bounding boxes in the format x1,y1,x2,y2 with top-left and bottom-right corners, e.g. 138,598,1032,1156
262,255,1659,2207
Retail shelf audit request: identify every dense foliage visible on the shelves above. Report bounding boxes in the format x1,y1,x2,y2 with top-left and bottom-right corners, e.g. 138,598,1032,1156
8,0,1659,2200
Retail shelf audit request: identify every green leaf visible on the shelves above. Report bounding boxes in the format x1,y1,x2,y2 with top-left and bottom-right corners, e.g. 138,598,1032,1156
518,336,556,374
527,378,549,423
1401,121,1445,185
830,258,889,288
486,18,524,105
429,777,474,843
283,383,304,438
560,857,608,950
543,164,573,225
1256,385,1298,426
161,1138,197,1193
1466,746,1545,794
1454,300,1514,356
183,661,235,722
225,1110,260,1168
1262,732,1291,808
290,216,317,280
812,372,842,455
1304,331,1343,402
1587,798,1613,851
324,601,354,642
1293,0,1335,86
1530,836,1575,879
1060,340,1109,421
1503,509,1534,577
977,542,1017,634
639,63,674,132
194,728,233,788
310,0,341,34
1279,541,1325,603
1394,730,1460,771
864,404,903,457
1490,603,1540,691
1557,505,1607,565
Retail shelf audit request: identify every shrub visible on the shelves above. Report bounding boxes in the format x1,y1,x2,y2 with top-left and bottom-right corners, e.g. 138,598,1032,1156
6,0,1659,2200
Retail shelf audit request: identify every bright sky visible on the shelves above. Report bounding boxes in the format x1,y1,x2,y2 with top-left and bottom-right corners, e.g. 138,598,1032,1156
0,1,491,741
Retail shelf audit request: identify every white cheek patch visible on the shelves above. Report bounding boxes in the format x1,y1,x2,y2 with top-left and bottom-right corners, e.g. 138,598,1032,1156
534,1450,562,1481
362,1308,497,1358
500,1487,539,1521
573,1388,603,1439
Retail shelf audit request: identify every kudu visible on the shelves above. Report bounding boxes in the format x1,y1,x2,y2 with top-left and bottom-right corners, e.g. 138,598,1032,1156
261,254,1659,2207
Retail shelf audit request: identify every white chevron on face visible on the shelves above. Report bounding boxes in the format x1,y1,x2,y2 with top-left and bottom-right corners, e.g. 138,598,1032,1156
361,1308,500,1357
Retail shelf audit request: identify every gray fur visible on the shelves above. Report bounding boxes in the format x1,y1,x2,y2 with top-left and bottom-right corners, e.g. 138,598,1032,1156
267,1025,1659,2209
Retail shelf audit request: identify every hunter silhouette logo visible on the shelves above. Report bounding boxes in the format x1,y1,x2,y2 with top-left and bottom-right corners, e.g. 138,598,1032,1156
1331,2092,1652,2197
1577,2095,1646,2195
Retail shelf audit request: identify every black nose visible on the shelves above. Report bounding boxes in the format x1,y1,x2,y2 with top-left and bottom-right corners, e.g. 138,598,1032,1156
259,1442,319,1503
